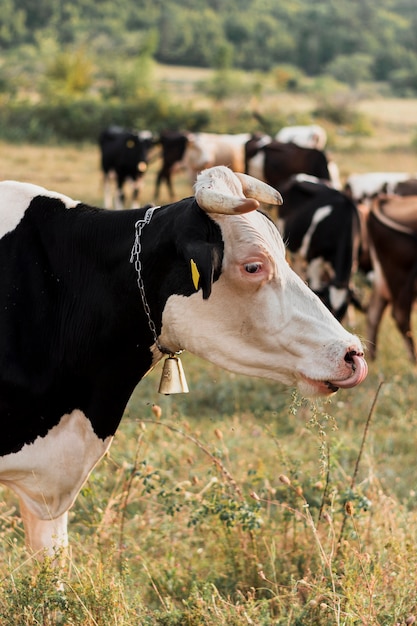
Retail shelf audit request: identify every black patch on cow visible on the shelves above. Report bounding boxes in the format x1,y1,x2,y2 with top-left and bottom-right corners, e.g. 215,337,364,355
245,139,330,190
139,199,224,316
154,130,189,200
0,193,223,455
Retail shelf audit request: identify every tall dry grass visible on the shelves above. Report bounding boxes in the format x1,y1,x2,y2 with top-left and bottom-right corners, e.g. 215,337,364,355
0,96,416,623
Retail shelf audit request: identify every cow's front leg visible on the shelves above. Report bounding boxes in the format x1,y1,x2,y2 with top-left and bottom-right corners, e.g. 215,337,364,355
131,178,145,208
103,174,113,209
391,297,416,363
366,289,388,360
19,498,68,562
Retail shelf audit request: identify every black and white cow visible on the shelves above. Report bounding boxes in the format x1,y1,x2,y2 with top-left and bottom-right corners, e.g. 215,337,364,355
278,175,362,321
154,131,251,202
245,139,333,190
344,172,410,204
0,166,367,559
99,126,155,209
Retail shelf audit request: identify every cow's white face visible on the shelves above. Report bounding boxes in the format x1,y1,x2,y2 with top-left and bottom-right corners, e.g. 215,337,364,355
159,210,367,397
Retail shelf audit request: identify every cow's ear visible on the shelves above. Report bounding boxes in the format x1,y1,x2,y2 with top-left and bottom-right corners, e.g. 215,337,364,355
184,242,222,299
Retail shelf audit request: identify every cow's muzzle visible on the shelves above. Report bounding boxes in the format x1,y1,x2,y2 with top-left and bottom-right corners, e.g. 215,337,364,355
327,350,368,391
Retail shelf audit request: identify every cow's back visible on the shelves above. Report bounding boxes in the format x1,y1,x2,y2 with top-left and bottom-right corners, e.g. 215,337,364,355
263,142,330,189
184,133,251,178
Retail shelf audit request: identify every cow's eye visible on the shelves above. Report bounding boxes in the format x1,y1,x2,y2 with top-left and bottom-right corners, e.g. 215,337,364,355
244,262,262,274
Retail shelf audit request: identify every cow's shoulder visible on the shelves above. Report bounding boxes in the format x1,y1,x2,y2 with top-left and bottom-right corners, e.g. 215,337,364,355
0,180,78,239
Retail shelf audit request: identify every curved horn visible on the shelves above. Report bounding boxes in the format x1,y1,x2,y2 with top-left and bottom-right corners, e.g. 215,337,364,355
235,172,283,205
194,166,282,215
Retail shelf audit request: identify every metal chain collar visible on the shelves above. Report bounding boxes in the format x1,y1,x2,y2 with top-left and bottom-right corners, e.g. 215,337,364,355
130,206,181,356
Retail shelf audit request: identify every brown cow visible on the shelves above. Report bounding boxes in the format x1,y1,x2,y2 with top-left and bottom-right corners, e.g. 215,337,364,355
366,194,417,361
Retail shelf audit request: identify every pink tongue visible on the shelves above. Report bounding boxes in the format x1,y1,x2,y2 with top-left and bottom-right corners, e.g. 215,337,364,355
329,355,368,389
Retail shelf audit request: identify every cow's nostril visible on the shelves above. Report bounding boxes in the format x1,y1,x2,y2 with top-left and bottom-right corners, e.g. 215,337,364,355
345,348,364,368
344,350,358,368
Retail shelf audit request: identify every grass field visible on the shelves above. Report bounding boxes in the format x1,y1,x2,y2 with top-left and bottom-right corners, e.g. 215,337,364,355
0,92,417,624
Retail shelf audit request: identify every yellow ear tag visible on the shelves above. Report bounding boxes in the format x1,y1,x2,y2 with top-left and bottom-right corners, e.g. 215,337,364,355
190,259,200,290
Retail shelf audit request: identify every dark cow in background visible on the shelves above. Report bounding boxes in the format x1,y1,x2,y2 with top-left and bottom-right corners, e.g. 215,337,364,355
278,175,362,321
0,166,367,559
154,130,189,201
245,139,333,192
99,126,155,209
366,194,417,361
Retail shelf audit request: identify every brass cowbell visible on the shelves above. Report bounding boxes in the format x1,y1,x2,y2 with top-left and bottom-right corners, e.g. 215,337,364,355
158,355,189,395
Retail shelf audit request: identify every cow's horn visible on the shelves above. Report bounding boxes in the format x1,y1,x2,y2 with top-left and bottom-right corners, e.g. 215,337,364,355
194,166,282,215
235,172,283,206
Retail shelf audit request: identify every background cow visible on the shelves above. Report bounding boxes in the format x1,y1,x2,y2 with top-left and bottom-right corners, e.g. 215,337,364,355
278,175,362,320
245,139,333,191
154,131,252,198
275,124,327,150
391,177,417,196
0,167,367,559
99,126,155,209
344,172,410,203
154,129,189,201
366,194,417,361
181,132,251,183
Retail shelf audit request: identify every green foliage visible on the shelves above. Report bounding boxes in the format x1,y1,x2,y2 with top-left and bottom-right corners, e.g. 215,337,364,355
199,69,248,103
0,96,211,143
0,1,416,145
325,53,374,88
273,64,305,91
0,0,26,47
389,62,417,96
43,47,94,96
1,0,417,93
314,94,373,134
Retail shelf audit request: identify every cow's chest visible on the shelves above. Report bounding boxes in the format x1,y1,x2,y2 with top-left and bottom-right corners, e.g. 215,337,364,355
0,410,112,520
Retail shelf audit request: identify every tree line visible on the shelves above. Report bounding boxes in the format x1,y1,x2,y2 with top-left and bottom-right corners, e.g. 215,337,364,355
1,0,417,94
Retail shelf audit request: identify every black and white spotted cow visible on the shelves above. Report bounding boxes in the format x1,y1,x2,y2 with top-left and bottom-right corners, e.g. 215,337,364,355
278,175,362,321
99,126,155,209
344,172,410,204
0,166,368,559
245,138,333,190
